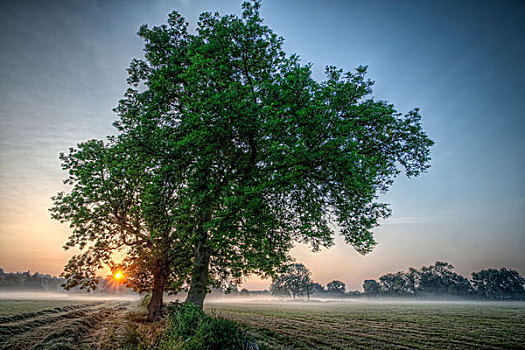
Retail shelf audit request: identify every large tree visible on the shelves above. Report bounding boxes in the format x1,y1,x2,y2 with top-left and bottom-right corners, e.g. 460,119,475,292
52,1,433,315
50,139,192,320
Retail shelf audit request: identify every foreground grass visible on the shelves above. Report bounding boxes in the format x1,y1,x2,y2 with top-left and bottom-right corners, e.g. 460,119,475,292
2,298,524,349
0,298,179,349
115,308,172,349
206,300,525,349
0,299,90,318
0,299,130,350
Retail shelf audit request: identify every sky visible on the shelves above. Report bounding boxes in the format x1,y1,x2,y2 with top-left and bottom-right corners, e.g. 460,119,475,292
0,0,524,291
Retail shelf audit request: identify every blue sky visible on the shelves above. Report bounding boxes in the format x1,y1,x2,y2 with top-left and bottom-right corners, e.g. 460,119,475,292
0,0,523,290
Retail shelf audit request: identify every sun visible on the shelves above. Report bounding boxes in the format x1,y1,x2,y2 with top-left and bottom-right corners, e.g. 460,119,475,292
113,271,123,281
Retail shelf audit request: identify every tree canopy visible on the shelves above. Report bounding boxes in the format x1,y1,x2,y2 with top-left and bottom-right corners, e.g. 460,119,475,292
50,139,192,319
270,263,312,299
51,0,433,318
365,264,525,300
326,280,346,294
363,279,381,295
471,268,525,300
417,261,471,296
375,262,471,297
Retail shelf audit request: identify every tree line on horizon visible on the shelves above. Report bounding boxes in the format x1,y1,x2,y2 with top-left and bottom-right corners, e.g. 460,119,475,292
270,263,355,299
363,261,525,300
0,268,129,294
2,262,524,301
269,262,525,301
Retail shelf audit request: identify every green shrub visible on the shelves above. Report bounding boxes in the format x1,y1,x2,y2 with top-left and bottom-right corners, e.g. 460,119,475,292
191,316,244,350
120,322,148,350
168,302,206,340
161,302,246,350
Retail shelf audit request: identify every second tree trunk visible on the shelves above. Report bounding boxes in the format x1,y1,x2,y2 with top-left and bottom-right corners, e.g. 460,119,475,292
186,243,210,309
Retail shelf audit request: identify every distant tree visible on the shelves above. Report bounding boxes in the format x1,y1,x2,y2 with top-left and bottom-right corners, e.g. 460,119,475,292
379,272,415,295
304,281,315,300
24,272,45,291
0,270,66,291
310,282,325,295
270,279,289,298
346,290,361,296
363,279,381,295
405,267,420,294
377,262,471,297
270,263,312,299
471,268,525,300
239,288,251,297
40,275,64,292
417,261,471,296
326,280,346,294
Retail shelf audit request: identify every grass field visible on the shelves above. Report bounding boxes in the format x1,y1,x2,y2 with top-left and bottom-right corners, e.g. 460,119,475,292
1,297,524,349
0,299,90,318
0,298,131,350
206,300,525,349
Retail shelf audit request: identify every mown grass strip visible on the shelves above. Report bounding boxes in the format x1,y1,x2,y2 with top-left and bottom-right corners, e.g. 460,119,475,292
209,302,525,350
0,302,102,324
0,303,128,350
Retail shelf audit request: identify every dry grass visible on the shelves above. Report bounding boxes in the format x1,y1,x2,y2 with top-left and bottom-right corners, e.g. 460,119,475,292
115,308,168,349
0,298,172,350
0,299,130,350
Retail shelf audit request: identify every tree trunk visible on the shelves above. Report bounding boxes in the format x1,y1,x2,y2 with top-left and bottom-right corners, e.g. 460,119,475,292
186,240,210,309
148,264,167,322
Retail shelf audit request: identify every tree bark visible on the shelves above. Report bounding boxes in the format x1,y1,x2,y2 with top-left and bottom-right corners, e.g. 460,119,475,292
185,240,210,309
148,264,167,322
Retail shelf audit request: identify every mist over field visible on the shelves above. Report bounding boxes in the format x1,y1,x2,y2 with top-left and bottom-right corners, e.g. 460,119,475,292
1,290,520,307
0,291,140,302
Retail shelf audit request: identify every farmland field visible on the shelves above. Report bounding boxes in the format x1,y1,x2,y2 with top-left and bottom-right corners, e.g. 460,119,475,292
0,297,132,350
206,300,525,350
1,296,525,349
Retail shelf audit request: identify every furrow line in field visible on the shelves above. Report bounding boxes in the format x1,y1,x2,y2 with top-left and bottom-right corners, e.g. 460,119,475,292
289,315,518,349
0,309,95,339
0,303,127,350
284,311,525,345
32,306,125,350
0,302,103,324
225,313,416,349
224,311,519,350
